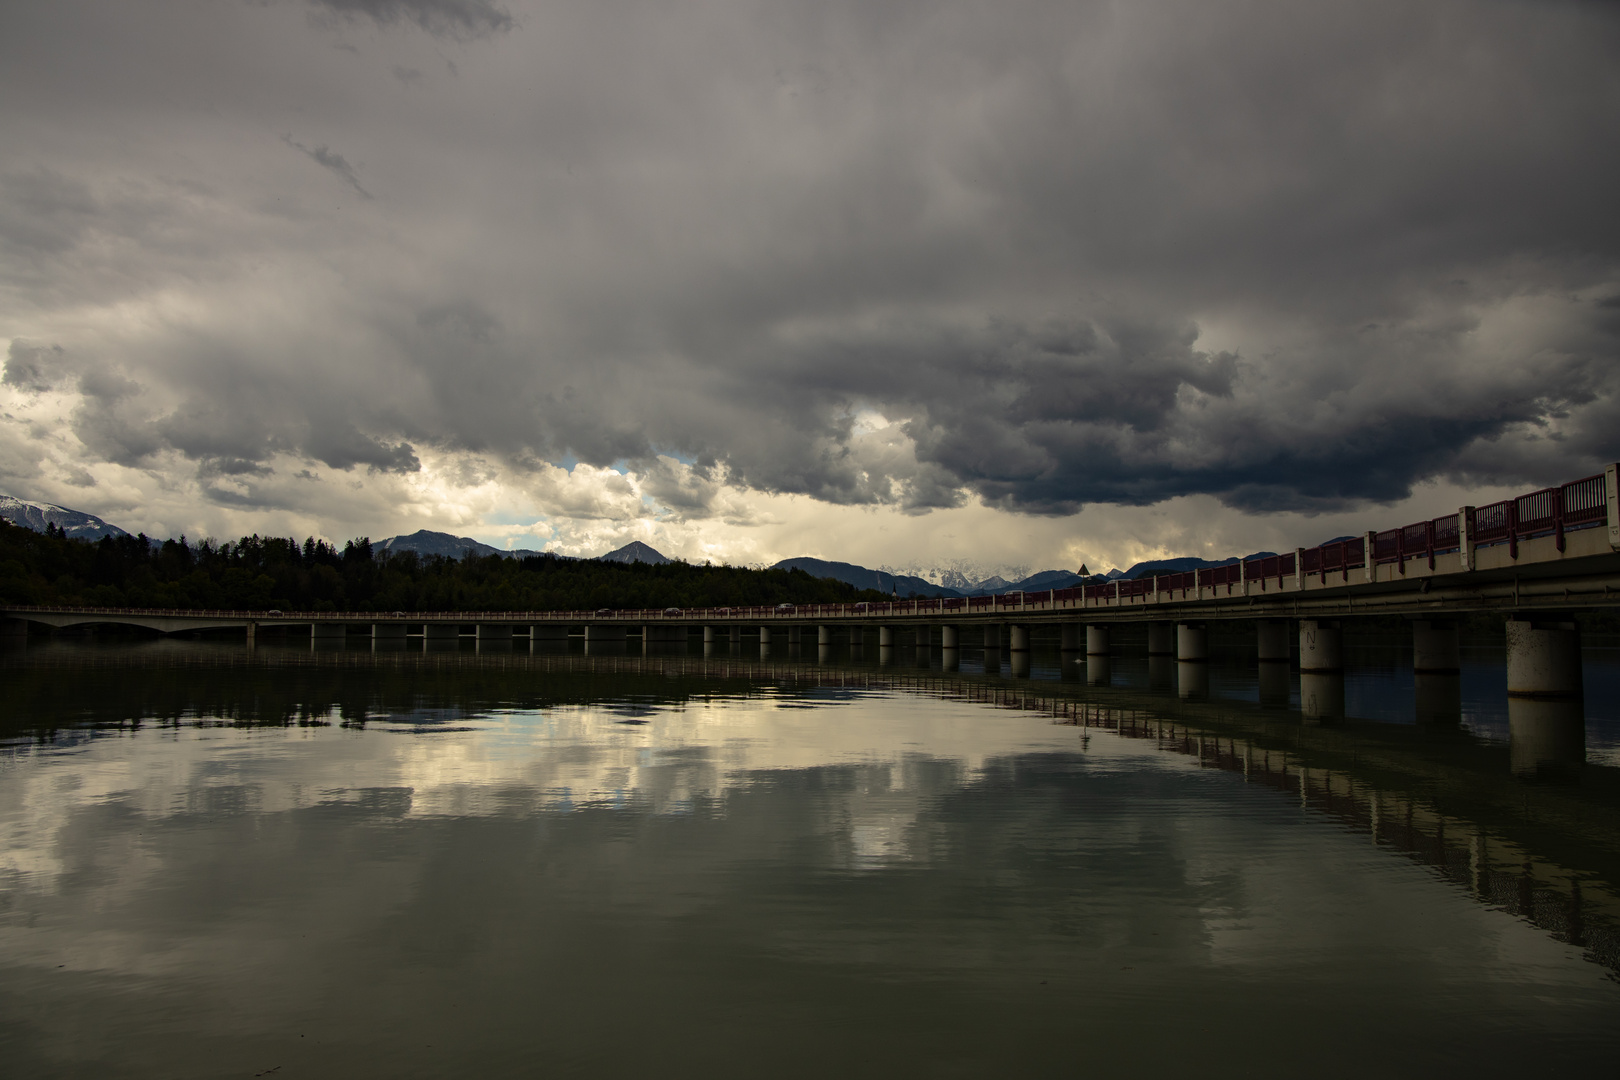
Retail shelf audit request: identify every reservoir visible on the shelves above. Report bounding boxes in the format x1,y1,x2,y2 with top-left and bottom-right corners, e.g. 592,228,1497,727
3,629,1619,1076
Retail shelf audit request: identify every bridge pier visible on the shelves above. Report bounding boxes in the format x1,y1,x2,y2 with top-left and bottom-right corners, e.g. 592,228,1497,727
1415,673,1463,725
818,625,832,646
1147,622,1175,658
1299,619,1342,673
1010,650,1030,678
703,625,715,644
1178,661,1209,700
1086,625,1109,659
1256,620,1289,664
1302,672,1346,722
760,626,773,645
940,625,959,649
1507,616,1582,699
1177,623,1208,663
1009,625,1030,652
879,625,894,647
1413,619,1460,674
1509,697,1586,776
1087,653,1111,687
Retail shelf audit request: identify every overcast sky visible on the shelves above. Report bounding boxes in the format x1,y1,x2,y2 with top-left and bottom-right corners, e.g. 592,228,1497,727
1,0,1617,575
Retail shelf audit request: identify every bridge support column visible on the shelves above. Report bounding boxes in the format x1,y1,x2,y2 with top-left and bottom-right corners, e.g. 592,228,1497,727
1509,698,1585,777
1177,623,1208,662
818,625,832,645
1506,616,1582,699
1256,620,1289,664
1009,625,1030,652
312,622,346,640
703,625,715,644
424,623,459,641
760,626,772,644
1147,622,1175,657
372,622,407,640
1299,619,1342,673
1301,672,1346,722
878,626,894,647
245,622,256,648
1178,662,1209,700
940,625,959,649
1011,650,1031,678
1085,624,1109,658
1412,619,1460,674
1061,624,1081,652
1087,653,1111,687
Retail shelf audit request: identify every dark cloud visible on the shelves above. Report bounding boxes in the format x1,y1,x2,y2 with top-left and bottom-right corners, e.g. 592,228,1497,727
283,136,373,199
4,340,67,393
305,0,514,40
1,0,1618,526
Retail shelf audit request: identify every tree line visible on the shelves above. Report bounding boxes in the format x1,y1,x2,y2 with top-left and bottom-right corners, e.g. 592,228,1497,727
0,521,891,612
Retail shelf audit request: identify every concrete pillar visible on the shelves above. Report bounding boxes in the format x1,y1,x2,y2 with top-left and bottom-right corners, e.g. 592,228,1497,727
1087,654,1111,687
1256,620,1289,663
1147,622,1175,657
818,643,831,664
1509,697,1586,776
879,626,894,647
423,623,458,641
1085,625,1109,657
703,641,715,658
760,626,772,644
476,623,513,641
1259,662,1291,707
1177,623,1208,662
1301,672,1345,722
1414,673,1462,725
1148,655,1173,691
982,624,1001,649
1060,624,1082,652
1178,661,1209,700
941,625,959,648
703,625,716,644
1299,619,1342,673
1412,619,1460,674
818,625,832,645
1010,651,1031,678
245,622,257,648
1009,624,1030,652
312,622,346,639
1506,617,1582,699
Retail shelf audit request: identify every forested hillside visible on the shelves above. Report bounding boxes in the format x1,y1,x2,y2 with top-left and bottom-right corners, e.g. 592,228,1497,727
0,521,886,612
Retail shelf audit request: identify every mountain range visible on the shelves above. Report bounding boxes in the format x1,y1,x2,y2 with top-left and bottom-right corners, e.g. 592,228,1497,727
0,494,1291,596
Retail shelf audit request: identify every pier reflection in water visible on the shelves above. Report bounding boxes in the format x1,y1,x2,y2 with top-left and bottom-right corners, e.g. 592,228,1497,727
2,634,1619,1077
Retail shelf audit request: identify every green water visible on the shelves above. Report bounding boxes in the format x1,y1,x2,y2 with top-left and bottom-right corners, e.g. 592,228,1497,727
2,637,1618,1077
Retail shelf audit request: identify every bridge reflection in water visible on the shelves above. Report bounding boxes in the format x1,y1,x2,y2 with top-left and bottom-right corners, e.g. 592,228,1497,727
4,635,1618,983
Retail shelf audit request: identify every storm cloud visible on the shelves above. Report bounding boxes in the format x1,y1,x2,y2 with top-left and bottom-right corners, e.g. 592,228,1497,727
0,0,1616,556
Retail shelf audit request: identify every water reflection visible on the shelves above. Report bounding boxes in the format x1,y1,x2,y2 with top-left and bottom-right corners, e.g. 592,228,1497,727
2,639,1620,1076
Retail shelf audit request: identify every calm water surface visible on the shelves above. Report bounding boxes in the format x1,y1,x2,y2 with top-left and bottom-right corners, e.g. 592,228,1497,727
3,629,1619,1077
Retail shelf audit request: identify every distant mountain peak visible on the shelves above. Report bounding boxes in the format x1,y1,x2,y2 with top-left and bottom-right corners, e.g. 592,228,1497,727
0,495,129,541
597,540,670,565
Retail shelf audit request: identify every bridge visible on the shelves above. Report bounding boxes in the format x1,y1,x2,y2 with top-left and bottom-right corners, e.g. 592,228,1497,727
5,465,1619,707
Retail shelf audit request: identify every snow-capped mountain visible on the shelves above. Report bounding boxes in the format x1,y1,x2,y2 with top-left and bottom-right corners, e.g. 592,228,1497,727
0,496,130,541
